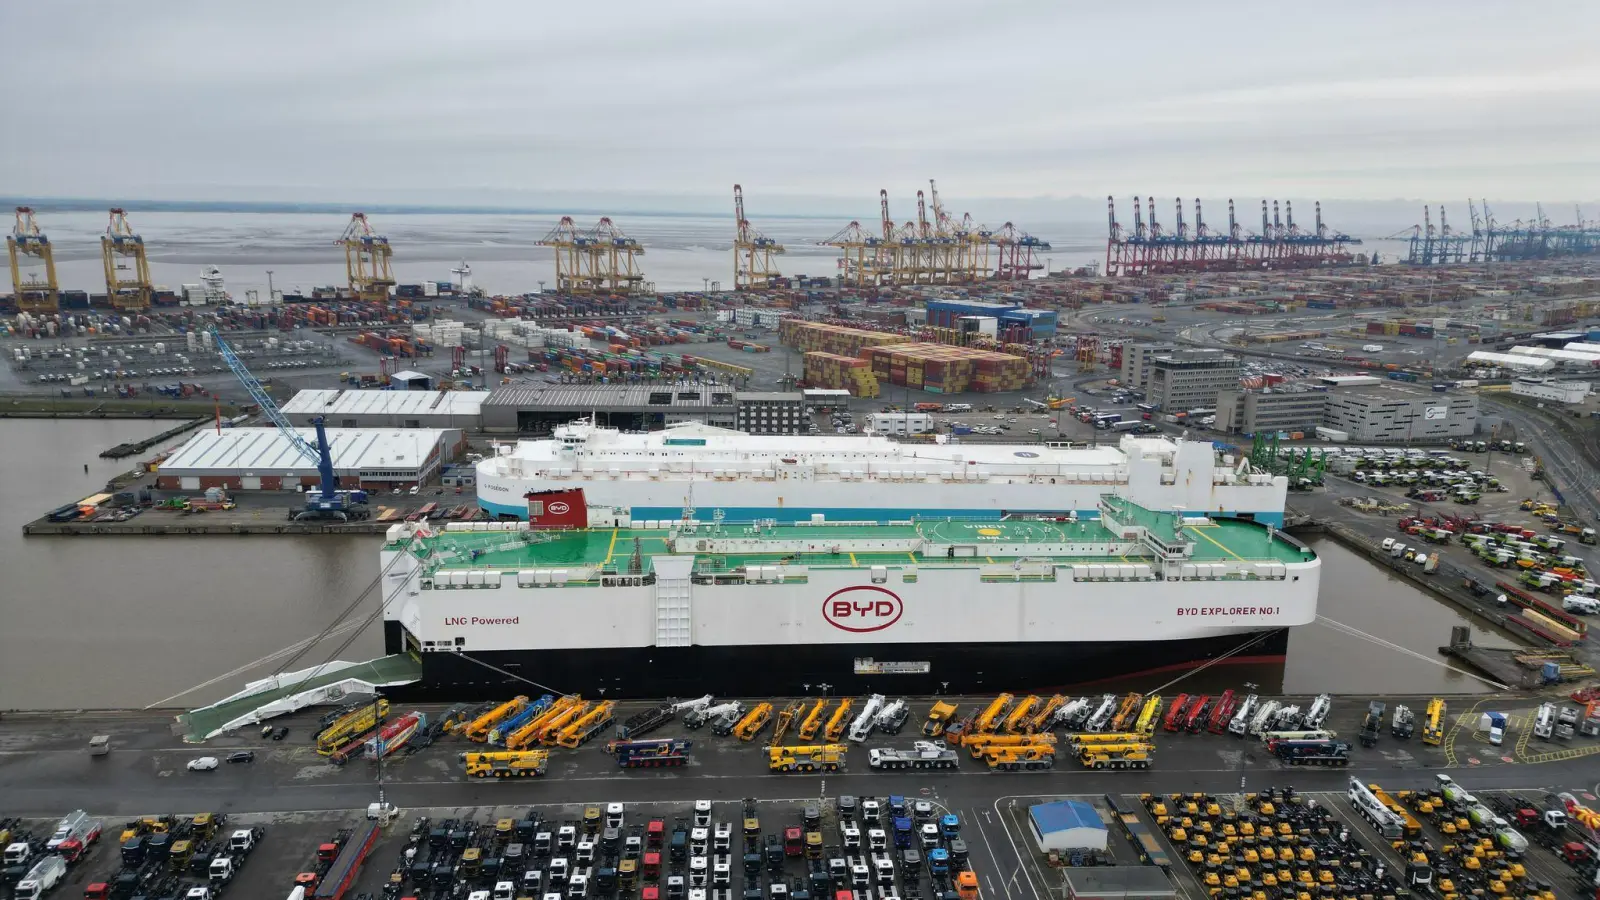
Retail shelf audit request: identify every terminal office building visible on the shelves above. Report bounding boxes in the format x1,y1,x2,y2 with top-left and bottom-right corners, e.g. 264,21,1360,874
481,384,805,435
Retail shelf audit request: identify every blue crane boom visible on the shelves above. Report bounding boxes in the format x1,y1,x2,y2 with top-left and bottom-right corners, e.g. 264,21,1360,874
210,327,366,519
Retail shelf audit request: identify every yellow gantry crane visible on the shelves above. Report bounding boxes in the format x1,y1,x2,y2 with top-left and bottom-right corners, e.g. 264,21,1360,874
8,206,60,313
732,185,785,291
337,212,396,302
538,216,648,296
102,208,153,311
822,182,1008,287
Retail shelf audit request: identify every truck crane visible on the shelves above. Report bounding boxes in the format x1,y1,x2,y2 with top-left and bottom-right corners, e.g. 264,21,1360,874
211,328,369,522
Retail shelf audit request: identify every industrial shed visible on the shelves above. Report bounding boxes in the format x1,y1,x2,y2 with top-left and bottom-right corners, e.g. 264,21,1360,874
481,384,738,434
1028,800,1108,852
156,427,464,492
1062,868,1178,900
281,389,488,429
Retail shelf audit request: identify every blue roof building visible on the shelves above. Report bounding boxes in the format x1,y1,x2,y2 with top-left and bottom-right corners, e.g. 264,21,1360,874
1028,799,1108,852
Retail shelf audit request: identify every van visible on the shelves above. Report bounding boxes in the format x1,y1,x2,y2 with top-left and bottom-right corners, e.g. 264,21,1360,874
1564,595,1599,615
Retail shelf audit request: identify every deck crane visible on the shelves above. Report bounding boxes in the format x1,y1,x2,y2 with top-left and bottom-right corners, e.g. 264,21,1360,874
102,208,153,310
732,185,785,291
338,213,396,303
210,327,370,521
7,206,60,313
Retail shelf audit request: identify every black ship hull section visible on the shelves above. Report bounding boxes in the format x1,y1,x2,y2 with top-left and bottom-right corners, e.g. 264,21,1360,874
384,621,1288,699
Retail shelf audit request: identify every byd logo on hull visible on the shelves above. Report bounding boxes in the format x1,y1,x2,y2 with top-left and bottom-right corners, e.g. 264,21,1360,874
822,585,903,633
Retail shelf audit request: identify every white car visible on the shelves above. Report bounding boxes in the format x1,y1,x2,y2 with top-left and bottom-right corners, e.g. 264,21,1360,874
187,757,219,771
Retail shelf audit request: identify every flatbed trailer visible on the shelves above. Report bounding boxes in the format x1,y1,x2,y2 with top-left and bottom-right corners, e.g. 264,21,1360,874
312,822,377,900
1105,794,1171,870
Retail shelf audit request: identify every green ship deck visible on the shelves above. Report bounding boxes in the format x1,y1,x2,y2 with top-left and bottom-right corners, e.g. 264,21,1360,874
396,505,1311,575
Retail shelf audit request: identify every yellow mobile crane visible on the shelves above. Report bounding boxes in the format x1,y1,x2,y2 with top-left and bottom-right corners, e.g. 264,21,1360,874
555,700,615,748
1028,695,1067,733
531,699,590,747
1422,698,1446,746
823,698,854,742
732,185,785,291
461,750,550,778
1002,696,1041,734
1133,695,1164,736
505,696,583,750
963,733,1057,758
797,699,829,741
8,206,59,313
1109,693,1144,732
769,744,846,773
733,702,774,742
770,701,804,746
463,696,530,743
102,208,153,310
337,213,395,302
974,694,1015,735
1077,741,1153,770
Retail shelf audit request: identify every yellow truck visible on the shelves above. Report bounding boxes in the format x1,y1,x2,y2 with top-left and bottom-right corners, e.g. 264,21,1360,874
733,702,774,742
823,699,854,742
983,744,1056,771
768,744,846,773
1133,695,1164,736
1422,698,1446,746
1109,693,1144,732
798,699,829,741
462,750,549,778
963,733,1057,758
533,699,590,747
922,701,959,737
973,693,1014,735
771,701,804,745
1027,695,1067,733
1077,742,1153,770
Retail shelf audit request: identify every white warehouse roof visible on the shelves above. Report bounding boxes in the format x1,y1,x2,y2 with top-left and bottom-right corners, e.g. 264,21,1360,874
280,389,489,418
1465,351,1554,371
161,427,451,475
1509,346,1600,364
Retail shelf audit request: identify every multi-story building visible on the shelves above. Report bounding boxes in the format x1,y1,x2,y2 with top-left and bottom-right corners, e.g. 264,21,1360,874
735,392,806,435
1510,378,1591,405
1120,342,1179,392
1215,388,1330,435
1323,386,1478,442
1148,349,1241,415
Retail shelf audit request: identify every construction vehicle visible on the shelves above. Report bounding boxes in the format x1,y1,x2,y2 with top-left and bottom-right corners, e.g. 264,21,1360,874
731,702,773,742
768,745,845,773
1133,694,1163,735
973,694,1013,734
505,695,583,749
212,328,368,522
611,698,668,739
1084,694,1118,731
486,694,553,744
461,751,550,778
964,733,1058,757
1002,696,1040,733
875,698,910,733
1359,700,1385,747
1182,695,1212,732
798,699,829,741
608,739,692,768
1391,704,1415,739
823,699,853,742
1302,693,1331,729
464,696,531,743
1064,732,1137,747
13,855,66,900
312,822,377,900
848,694,885,743
985,743,1058,770
922,701,958,737
1162,694,1192,732
768,700,803,746
867,741,960,770
1027,695,1066,732
1348,778,1407,841
1421,698,1446,745
1109,693,1144,732
315,700,390,754
46,810,102,862
1206,690,1236,734
683,698,739,729
1269,739,1351,767
555,700,616,748
1533,702,1556,740
1075,742,1150,770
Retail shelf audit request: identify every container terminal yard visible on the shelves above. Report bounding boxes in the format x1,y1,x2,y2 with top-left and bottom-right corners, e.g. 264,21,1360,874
6,200,1600,900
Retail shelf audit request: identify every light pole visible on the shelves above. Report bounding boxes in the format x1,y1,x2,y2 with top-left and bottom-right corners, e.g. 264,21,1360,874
1238,681,1258,802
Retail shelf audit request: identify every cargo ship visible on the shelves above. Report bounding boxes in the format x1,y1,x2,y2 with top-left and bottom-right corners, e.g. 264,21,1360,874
382,489,1318,698
474,422,1288,525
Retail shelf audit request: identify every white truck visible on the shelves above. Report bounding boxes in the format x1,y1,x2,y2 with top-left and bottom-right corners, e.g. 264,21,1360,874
848,694,886,743
14,856,67,900
1533,703,1556,740
867,741,960,770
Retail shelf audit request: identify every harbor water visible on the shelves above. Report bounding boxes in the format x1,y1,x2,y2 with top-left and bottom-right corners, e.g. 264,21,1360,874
0,418,1513,711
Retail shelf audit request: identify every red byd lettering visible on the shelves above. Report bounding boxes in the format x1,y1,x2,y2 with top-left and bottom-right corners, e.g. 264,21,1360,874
1175,606,1280,617
822,586,904,633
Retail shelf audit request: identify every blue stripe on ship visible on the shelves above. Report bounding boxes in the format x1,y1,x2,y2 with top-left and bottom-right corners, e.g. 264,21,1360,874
474,497,1283,528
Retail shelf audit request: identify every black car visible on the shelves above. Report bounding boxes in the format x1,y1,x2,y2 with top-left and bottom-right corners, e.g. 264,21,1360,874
269,726,289,741
227,750,256,764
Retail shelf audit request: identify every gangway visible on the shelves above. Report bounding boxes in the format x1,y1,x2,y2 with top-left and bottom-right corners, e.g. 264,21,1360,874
177,655,419,742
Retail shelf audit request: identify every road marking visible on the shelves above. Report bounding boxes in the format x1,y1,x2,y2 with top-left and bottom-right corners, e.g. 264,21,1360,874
1442,698,1485,767
985,797,1043,900
849,552,858,566
1186,525,1243,560
602,528,619,566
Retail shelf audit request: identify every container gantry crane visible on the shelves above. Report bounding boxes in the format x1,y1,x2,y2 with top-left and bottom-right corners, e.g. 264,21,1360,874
210,327,370,521
337,213,396,303
537,216,590,294
586,217,648,296
7,206,60,313
102,208,153,311
732,185,785,291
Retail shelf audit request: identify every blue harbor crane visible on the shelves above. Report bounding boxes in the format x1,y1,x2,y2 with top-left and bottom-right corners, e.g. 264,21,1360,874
210,327,370,521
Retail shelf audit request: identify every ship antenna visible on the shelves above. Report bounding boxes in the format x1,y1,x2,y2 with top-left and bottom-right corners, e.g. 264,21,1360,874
629,536,643,574
712,508,726,534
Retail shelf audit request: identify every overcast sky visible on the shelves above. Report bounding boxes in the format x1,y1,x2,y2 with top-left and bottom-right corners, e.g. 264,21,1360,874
5,0,1597,215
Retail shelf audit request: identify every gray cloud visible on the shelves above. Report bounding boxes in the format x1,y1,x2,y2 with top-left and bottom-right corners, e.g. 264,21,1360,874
3,0,1597,209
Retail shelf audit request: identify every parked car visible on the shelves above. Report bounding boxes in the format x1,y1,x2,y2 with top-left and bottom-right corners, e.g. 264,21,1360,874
226,751,256,764
187,757,219,771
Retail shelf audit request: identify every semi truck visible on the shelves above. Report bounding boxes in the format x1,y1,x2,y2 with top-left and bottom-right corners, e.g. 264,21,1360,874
311,823,377,900
867,741,960,770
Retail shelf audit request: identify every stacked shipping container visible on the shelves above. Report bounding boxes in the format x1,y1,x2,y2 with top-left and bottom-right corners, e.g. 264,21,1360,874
803,352,880,398
779,320,911,357
861,342,1030,394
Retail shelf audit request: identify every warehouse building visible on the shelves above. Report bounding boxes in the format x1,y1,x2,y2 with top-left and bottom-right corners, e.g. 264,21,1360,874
734,392,806,434
480,384,739,434
1061,869,1178,900
1215,388,1330,435
1119,342,1179,392
281,389,489,430
1510,377,1592,404
1323,385,1478,442
1148,349,1241,414
156,427,463,492
1463,350,1555,373
1028,800,1108,852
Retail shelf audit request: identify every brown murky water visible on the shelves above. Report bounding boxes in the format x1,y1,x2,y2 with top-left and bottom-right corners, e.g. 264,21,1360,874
0,419,1512,710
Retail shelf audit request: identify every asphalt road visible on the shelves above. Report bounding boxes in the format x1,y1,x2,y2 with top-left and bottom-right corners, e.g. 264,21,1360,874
1484,398,1600,524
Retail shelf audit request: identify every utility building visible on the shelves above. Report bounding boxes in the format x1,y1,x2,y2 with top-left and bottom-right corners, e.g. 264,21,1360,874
157,427,463,492
1028,800,1108,852
735,392,806,435
1148,349,1240,414
1215,388,1329,435
1323,386,1478,442
281,389,489,430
